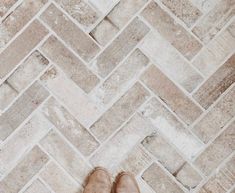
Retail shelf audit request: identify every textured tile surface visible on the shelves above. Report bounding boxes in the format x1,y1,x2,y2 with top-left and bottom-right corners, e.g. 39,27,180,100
0,0,234,192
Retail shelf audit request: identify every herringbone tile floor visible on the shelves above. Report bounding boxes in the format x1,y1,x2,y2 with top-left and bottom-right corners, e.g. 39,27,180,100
0,0,234,192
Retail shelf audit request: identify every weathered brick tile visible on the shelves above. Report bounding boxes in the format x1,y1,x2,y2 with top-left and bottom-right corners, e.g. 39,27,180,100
40,67,102,128
0,146,49,193
175,163,202,190
90,49,148,105
0,0,47,49
142,163,184,193
91,17,150,77
189,0,221,13
142,132,185,174
192,0,235,43
40,4,100,62
42,97,99,156
193,21,235,76
23,179,50,193
140,98,203,159
7,50,49,92
89,0,119,14
141,1,202,60
40,130,91,183
0,20,48,79
140,32,203,92
200,154,235,193
160,0,202,27
54,0,99,29
141,65,202,125
116,144,153,176
193,54,235,109
40,162,82,193
194,120,235,176
0,82,18,110
90,113,154,171
0,0,18,17
0,113,52,174
192,86,235,143
0,81,49,140
40,36,99,93
90,18,119,46
90,82,149,141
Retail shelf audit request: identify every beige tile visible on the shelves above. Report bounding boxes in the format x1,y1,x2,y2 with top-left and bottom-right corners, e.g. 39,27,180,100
40,130,91,183
23,179,50,193
91,17,150,77
192,86,235,143
141,65,202,125
0,113,52,175
140,97,203,159
42,97,99,156
0,81,49,140
0,146,49,193
142,163,184,193
193,53,235,109
0,82,18,110
0,0,18,17
0,20,48,79
40,4,100,62
0,0,47,49
90,82,149,141
90,49,148,105
189,0,221,13
89,0,119,14
40,36,99,93
194,120,235,176
40,162,82,193
140,31,203,92
141,1,202,60
160,0,202,27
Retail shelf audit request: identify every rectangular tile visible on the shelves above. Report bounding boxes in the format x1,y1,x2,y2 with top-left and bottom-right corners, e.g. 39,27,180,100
0,81,49,140
192,86,235,143
40,35,99,93
160,0,202,27
90,49,148,105
90,113,154,171
194,120,235,176
140,97,203,159
40,67,102,128
40,130,91,183
0,0,47,50
0,0,18,17
90,82,149,141
0,146,49,193
140,31,203,92
0,20,48,78
141,1,202,60
91,17,150,77
193,21,235,76
192,0,235,43
142,163,184,193
23,179,50,193
42,97,99,156
0,82,18,110
189,0,221,13
0,113,52,175
193,54,235,109
7,50,49,92
40,4,100,62
89,0,119,14
141,65,202,125
40,162,82,193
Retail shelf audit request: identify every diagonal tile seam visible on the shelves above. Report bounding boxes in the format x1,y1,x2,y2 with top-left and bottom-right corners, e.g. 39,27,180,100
36,176,57,193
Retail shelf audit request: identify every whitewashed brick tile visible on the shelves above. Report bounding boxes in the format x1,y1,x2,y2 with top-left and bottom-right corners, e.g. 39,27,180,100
40,162,82,193
90,113,154,171
0,0,18,17
88,0,119,14
190,0,221,13
0,81,49,140
0,146,49,193
40,130,91,183
0,82,18,110
140,97,204,159
90,49,148,106
40,67,102,128
140,31,203,92
90,82,149,141
40,4,100,62
23,179,50,193
42,97,99,156
0,113,52,175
